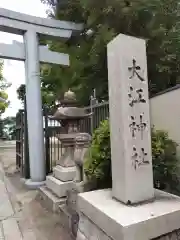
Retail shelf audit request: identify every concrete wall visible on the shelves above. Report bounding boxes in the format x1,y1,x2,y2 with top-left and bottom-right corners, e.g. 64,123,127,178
150,86,180,154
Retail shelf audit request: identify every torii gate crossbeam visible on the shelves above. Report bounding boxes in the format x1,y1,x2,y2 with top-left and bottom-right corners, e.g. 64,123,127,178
0,7,83,188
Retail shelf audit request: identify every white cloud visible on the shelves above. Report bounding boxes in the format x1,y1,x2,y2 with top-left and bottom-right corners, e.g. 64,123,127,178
0,0,47,118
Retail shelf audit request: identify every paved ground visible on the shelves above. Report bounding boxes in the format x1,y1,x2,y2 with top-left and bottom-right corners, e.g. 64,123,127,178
0,141,72,240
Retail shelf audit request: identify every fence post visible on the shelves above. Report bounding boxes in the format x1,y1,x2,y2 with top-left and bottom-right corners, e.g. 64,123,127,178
90,91,97,135
24,97,30,179
16,111,20,168
44,108,50,174
20,111,24,176
90,96,94,135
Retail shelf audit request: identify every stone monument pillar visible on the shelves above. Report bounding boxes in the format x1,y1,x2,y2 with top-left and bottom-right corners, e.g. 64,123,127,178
76,34,180,240
108,34,154,204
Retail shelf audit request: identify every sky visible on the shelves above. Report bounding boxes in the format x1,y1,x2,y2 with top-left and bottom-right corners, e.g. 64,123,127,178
0,0,47,118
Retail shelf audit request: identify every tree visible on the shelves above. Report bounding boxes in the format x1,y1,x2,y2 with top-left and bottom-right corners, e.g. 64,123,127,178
1,117,16,140
0,60,11,138
41,0,180,105
17,83,56,110
0,60,10,114
16,84,25,103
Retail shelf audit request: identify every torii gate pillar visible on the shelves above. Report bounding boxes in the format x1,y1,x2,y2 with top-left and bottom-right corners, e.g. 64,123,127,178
24,30,45,186
0,7,83,188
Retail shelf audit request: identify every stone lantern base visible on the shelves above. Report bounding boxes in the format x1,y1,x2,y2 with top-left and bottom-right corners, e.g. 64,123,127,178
53,165,76,182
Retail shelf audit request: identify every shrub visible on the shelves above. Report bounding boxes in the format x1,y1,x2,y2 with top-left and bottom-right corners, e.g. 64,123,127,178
151,128,179,191
84,120,180,192
84,120,111,189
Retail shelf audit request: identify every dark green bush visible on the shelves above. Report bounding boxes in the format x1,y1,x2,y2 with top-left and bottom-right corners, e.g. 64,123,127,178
151,128,179,191
84,120,111,189
84,120,180,192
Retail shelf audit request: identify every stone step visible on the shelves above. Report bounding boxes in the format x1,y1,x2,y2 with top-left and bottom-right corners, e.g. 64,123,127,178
59,203,79,238
53,165,76,182
37,186,66,212
46,175,73,198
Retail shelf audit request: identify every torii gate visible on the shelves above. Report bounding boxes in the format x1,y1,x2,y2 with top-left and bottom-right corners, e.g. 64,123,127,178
0,8,83,187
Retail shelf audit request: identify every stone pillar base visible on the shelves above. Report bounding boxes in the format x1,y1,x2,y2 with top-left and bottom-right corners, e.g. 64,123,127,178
25,179,45,189
77,189,180,240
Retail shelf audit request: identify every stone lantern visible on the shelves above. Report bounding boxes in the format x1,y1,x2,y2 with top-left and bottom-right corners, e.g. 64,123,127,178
44,90,92,236
52,90,91,187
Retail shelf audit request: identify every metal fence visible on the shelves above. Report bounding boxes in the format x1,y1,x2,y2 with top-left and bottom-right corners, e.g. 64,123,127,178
16,110,24,171
16,105,30,179
16,107,62,177
16,101,109,177
45,101,110,173
44,111,62,174
80,101,109,135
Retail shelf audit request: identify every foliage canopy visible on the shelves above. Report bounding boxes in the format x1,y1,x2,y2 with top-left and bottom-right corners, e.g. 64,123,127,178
0,60,10,115
40,0,180,105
